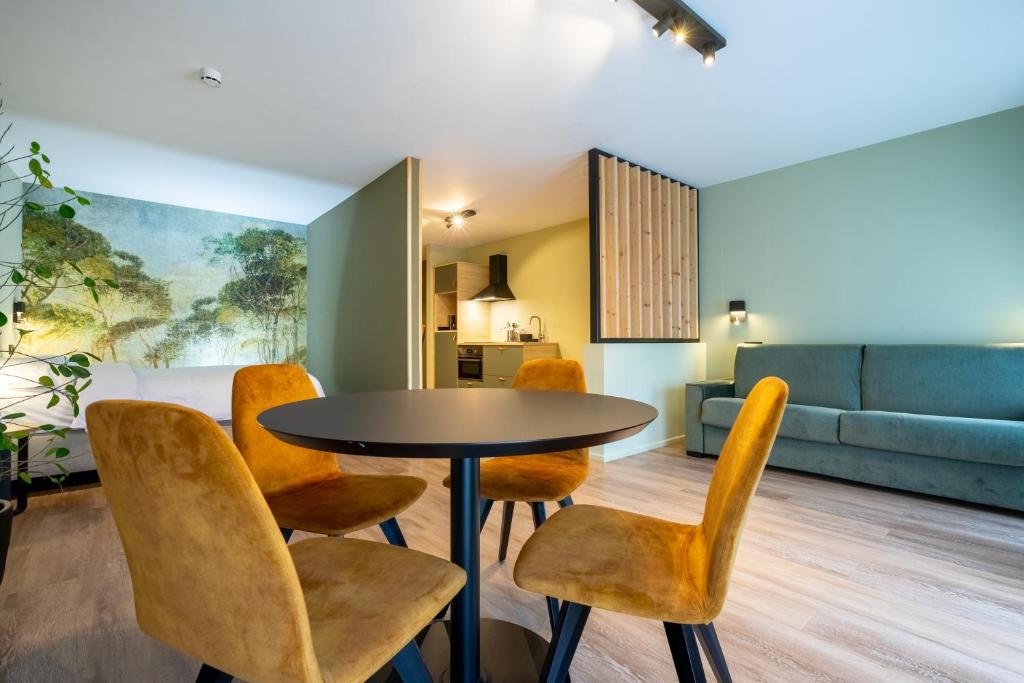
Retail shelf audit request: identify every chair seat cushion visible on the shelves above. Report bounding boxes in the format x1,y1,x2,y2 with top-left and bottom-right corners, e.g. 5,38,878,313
840,411,1024,467
442,452,588,502
290,538,465,683
267,473,427,536
513,504,713,624
702,398,842,444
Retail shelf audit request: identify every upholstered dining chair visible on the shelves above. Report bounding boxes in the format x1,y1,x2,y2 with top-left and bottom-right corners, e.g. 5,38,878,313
442,358,589,625
87,400,465,683
233,364,427,545
514,376,789,683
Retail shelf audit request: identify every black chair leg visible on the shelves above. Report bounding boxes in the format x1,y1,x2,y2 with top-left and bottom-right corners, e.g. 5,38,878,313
390,639,432,683
279,527,293,542
480,497,494,531
379,517,407,547
539,602,591,683
195,664,232,682
695,623,732,683
557,495,574,508
529,502,560,631
530,501,547,527
498,501,515,562
664,623,707,683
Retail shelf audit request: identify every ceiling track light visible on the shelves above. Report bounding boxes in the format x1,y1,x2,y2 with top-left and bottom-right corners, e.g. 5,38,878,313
651,11,675,38
445,209,477,229
631,0,726,66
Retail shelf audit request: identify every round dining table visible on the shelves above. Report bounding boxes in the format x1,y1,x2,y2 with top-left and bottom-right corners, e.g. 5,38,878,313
259,387,657,683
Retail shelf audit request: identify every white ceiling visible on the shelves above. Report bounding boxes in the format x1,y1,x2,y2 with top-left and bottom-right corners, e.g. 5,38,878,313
1,0,1022,245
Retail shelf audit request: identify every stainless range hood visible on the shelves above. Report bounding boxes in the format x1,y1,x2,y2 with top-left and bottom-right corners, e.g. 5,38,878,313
471,254,516,302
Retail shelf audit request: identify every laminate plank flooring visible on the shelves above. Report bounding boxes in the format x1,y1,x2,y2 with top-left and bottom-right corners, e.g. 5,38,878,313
1,445,1022,682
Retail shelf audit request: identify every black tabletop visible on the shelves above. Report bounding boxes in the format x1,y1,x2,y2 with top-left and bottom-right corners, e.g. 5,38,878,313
257,388,658,458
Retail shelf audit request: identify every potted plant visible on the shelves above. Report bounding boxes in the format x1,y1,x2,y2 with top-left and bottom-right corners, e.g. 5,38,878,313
0,95,110,584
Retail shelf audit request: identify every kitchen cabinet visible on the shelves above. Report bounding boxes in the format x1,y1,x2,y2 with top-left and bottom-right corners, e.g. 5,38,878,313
435,331,458,388
458,379,481,389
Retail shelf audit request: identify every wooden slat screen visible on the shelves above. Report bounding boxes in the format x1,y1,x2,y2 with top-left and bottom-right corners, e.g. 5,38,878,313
589,149,698,342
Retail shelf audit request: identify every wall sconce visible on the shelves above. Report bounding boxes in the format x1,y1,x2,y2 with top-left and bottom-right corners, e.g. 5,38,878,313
728,300,746,324
12,301,26,324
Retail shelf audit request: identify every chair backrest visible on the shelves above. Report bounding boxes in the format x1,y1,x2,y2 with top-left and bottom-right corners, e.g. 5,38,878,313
86,400,322,683
233,364,340,496
699,376,788,618
513,359,589,465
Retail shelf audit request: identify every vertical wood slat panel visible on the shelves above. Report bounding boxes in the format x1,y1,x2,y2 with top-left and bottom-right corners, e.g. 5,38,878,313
650,175,663,338
628,165,642,337
687,187,699,339
671,180,682,337
660,175,673,338
616,160,631,337
594,152,697,340
679,185,691,338
601,156,618,338
640,170,653,338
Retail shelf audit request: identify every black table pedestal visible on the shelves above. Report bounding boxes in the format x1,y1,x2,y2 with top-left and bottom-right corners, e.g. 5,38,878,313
450,457,481,682
370,618,550,683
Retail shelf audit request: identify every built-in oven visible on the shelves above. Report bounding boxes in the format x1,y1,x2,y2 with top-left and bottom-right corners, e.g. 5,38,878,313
457,345,483,381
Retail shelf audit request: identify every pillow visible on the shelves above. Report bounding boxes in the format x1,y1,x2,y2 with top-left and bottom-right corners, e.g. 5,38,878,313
134,365,246,423
72,361,141,429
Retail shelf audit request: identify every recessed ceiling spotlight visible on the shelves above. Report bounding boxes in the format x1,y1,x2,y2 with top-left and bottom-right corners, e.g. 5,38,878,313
199,67,222,88
445,209,477,230
628,1,726,66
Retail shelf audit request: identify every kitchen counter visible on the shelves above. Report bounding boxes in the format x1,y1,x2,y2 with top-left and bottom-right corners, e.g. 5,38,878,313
459,341,559,347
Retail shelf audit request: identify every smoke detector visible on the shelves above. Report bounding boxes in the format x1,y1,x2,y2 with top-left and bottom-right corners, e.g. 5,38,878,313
199,67,222,88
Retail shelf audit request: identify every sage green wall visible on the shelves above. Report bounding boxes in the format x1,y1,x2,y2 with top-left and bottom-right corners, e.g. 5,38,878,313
307,158,420,394
699,106,1024,378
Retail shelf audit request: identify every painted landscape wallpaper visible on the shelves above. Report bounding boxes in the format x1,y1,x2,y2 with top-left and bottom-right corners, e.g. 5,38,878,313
22,188,307,367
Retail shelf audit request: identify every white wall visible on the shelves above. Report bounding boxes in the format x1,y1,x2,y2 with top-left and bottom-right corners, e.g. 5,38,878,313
0,163,21,351
585,342,706,461
4,113,349,224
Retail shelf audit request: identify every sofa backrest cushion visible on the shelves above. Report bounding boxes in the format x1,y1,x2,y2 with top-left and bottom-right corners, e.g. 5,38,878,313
862,344,1024,420
734,344,864,410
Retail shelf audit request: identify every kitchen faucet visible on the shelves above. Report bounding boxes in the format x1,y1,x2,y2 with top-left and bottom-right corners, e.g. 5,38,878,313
529,315,544,342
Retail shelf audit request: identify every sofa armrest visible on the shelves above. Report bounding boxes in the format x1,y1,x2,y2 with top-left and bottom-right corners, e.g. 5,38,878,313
685,380,735,455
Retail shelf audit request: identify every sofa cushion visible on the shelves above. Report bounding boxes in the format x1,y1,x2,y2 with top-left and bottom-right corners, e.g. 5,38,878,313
734,344,863,410
840,410,1024,467
702,397,842,444
862,344,1024,420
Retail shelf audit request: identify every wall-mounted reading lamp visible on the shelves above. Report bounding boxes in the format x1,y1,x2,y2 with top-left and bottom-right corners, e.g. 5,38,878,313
729,300,746,324
628,0,726,66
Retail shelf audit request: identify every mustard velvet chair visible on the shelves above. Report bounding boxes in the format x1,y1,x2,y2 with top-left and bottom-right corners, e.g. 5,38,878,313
514,376,789,683
233,364,427,545
443,358,588,628
87,400,465,683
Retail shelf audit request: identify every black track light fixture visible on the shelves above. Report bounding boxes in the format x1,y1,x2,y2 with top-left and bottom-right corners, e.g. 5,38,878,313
629,0,726,66
651,11,675,38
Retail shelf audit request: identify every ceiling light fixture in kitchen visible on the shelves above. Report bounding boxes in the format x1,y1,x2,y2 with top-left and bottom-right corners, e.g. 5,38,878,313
445,209,477,230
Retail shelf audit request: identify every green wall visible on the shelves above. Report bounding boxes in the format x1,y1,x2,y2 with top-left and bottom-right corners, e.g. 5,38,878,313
307,158,420,394
699,106,1024,378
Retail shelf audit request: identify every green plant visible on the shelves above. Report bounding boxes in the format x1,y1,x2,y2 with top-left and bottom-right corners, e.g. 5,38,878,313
0,93,112,485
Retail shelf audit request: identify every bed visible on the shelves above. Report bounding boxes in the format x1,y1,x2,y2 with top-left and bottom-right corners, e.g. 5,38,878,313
3,361,323,477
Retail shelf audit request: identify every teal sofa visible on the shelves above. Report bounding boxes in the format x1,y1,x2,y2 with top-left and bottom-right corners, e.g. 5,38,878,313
686,344,1024,511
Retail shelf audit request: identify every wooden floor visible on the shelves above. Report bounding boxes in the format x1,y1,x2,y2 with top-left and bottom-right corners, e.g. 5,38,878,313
2,445,1023,682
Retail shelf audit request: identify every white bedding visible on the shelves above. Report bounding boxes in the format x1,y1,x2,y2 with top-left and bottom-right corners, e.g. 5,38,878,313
2,361,324,430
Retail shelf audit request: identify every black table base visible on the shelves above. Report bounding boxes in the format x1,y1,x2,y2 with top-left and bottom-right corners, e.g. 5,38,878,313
369,618,550,683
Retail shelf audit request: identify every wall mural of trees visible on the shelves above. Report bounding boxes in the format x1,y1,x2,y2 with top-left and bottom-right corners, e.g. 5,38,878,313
21,188,306,367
